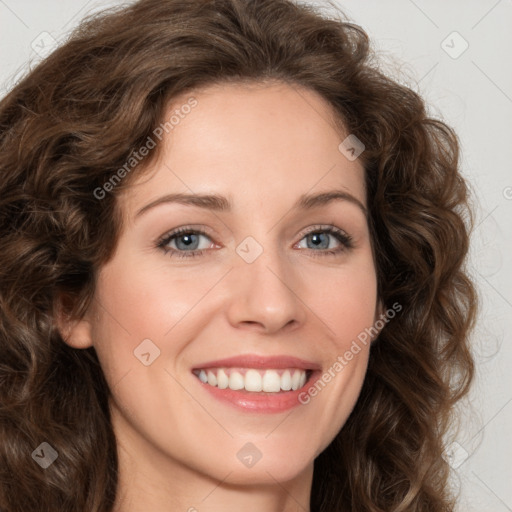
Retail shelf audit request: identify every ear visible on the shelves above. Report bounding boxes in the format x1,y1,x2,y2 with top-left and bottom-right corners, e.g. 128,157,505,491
54,292,94,349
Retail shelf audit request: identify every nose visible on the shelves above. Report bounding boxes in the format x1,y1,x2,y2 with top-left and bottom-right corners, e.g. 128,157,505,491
224,247,307,335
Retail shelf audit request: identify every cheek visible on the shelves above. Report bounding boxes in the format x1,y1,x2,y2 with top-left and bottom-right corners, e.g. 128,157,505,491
94,260,207,339
308,258,378,343
89,257,223,388
296,259,377,443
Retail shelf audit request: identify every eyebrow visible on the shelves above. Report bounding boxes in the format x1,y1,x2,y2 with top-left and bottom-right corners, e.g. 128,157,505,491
135,189,367,218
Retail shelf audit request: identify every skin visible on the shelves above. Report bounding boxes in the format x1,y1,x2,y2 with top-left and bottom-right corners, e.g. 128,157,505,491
60,81,383,512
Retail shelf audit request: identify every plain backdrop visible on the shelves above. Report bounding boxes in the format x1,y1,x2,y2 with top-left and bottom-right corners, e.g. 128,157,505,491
0,1,511,511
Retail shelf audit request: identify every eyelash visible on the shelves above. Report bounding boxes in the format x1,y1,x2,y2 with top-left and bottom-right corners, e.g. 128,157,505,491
156,225,354,259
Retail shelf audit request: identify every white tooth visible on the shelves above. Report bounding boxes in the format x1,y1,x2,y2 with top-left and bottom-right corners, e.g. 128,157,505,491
299,371,307,388
280,370,292,391
244,369,262,392
291,370,301,390
198,370,208,383
217,368,229,389
262,370,281,392
229,371,245,390
207,370,217,387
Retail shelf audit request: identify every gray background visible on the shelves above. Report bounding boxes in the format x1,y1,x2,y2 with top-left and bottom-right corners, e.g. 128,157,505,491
0,1,510,510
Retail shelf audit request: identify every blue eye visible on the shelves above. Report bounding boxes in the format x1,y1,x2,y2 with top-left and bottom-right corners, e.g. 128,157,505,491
296,227,353,254
157,227,214,258
156,225,353,259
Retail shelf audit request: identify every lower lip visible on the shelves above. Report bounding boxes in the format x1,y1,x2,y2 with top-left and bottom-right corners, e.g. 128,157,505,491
193,371,320,413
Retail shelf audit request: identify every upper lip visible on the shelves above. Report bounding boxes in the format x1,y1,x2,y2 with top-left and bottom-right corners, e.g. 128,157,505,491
192,354,321,371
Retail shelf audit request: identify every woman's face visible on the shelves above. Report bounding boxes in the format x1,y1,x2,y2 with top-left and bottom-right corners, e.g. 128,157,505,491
64,82,381,488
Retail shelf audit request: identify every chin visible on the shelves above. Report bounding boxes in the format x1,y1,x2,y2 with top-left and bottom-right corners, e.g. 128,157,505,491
197,445,315,485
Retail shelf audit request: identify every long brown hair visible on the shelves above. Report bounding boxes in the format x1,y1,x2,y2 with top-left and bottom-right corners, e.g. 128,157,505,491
0,0,476,510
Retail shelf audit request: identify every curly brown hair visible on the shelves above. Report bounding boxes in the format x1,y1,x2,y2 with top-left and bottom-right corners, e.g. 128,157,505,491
0,0,476,510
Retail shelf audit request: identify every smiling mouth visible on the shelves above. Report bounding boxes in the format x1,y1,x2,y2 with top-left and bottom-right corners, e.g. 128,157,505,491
192,367,313,393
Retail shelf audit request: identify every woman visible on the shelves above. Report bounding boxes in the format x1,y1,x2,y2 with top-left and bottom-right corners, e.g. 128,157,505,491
0,0,476,510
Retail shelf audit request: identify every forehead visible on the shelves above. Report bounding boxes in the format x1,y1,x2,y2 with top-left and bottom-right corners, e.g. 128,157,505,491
120,81,366,219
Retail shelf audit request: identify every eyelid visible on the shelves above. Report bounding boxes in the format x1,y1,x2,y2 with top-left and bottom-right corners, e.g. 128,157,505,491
296,224,350,240
156,224,217,247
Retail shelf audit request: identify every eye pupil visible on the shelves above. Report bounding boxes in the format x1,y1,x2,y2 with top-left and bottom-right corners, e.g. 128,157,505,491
308,232,329,249
176,233,199,250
